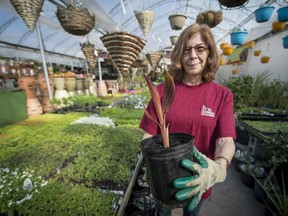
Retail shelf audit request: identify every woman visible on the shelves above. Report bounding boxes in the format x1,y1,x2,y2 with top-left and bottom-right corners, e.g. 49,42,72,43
139,23,236,216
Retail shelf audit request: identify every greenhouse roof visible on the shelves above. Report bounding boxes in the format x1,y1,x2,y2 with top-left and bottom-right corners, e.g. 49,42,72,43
0,0,286,65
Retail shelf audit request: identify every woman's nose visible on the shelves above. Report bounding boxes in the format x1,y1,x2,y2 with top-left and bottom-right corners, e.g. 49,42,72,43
189,48,198,58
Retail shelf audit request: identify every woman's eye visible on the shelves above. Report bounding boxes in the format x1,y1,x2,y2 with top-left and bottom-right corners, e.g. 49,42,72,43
184,49,190,54
195,46,206,52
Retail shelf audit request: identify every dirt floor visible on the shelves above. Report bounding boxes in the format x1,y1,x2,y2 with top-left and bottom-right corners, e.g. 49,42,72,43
172,143,266,216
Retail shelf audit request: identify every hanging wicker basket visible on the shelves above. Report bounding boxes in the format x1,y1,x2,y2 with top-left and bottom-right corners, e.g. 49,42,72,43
196,10,223,28
56,4,95,36
135,10,155,37
146,52,163,69
100,32,146,77
81,42,97,68
10,0,45,31
218,0,249,9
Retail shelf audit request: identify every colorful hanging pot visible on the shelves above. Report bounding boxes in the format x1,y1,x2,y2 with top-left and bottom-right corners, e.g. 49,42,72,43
245,41,255,49
254,50,261,56
223,46,234,55
232,69,238,75
283,35,288,49
254,5,275,23
135,10,155,37
272,22,286,32
277,5,288,22
261,56,270,64
220,42,229,50
168,13,187,30
230,31,248,45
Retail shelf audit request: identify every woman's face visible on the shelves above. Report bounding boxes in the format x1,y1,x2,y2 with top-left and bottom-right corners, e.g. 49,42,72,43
181,32,209,77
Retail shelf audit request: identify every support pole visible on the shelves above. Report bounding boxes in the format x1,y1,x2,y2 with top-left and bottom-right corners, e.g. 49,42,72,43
36,21,53,107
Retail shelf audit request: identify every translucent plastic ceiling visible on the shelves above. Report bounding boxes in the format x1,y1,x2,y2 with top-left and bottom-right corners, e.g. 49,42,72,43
0,0,286,64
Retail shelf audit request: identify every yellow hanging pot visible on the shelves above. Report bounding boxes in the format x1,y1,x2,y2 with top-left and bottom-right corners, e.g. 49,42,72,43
223,46,234,55
220,42,229,50
245,41,255,48
261,56,270,63
220,55,225,65
232,69,238,75
272,22,286,32
254,50,261,56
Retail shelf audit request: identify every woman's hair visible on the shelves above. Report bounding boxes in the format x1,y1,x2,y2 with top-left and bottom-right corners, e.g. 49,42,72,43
170,23,219,83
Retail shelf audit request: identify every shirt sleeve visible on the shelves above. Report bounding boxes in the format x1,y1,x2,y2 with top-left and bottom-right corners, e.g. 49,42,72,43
214,89,236,139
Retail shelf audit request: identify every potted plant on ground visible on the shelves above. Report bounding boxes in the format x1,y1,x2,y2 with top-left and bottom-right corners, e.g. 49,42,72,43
140,70,194,209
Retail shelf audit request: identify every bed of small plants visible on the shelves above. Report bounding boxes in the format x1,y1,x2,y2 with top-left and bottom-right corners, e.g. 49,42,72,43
0,91,149,215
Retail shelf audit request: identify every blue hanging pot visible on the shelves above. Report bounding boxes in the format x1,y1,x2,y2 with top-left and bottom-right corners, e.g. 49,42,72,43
230,31,248,45
277,5,288,22
254,5,275,23
283,35,288,49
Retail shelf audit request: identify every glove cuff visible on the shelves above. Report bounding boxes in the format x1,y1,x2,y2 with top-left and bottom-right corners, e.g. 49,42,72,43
215,156,230,169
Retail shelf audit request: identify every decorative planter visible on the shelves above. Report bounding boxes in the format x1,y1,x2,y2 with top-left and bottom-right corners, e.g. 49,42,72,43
135,10,155,37
272,22,286,32
218,0,248,8
81,42,97,69
56,4,95,36
196,10,223,28
220,42,228,50
283,35,288,49
168,13,187,30
146,52,163,69
254,6,275,23
223,46,234,55
245,41,255,48
65,77,76,92
10,0,45,31
277,5,288,22
140,133,194,209
170,36,179,45
53,77,65,91
261,56,270,64
100,32,146,77
254,50,261,56
230,31,248,45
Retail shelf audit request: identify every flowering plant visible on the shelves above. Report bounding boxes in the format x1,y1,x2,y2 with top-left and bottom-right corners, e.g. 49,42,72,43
144,70,175,148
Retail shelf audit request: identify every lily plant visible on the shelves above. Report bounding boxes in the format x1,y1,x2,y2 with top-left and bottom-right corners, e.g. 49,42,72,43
144,70,176,148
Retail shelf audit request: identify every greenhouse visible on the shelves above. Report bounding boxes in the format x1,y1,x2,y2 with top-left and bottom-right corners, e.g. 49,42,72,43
0,0,288,215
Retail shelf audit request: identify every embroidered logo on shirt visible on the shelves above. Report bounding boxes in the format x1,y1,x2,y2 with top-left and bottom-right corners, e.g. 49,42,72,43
201,105,215,117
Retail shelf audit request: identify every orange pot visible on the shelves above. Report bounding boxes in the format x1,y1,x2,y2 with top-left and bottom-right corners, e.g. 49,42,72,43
272,22,286,32
261,56,270,63
223,46,234,55
245,41,255,48
220,42,228,50
254,50,261,56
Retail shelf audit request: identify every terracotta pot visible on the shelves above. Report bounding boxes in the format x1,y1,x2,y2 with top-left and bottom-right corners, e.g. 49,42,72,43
168,13,187,30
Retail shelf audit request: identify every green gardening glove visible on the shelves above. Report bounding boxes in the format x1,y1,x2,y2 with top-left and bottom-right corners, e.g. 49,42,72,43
173,147,227,212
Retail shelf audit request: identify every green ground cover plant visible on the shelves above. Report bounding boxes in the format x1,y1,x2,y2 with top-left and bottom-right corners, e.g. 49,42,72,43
0,103,143,215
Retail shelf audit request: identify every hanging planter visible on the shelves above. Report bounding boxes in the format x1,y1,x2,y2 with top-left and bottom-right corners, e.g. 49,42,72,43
245,41,255,49
10,0,45,31
230,30,248,45
283,35,288,49
220,55,225,65
232,69,238,75
261,56,270,64
135,10,155,37
220,42,228,50
168,13,187,30
100,32,146,77
170,36,179,45
223,46,234,55
254,5,275,23
56,4,95,36
81,42,97,69
277,5,288,22
196,10,223,28
272,22,286,32
254,50,261,56
146,52,163,69
218,0,249,9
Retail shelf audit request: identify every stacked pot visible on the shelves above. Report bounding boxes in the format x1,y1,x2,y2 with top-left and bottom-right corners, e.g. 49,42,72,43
100,32,146,77
81,42,97,69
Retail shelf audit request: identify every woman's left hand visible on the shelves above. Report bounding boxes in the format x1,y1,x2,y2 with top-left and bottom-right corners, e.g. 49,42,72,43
173,147,227,212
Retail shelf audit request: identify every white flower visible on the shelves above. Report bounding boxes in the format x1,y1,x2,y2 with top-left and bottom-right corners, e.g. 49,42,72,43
8,200,13,207
0,185,4,190
41,181,48,187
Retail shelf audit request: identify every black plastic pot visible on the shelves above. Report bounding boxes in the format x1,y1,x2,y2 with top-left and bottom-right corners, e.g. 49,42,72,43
140,133,194,209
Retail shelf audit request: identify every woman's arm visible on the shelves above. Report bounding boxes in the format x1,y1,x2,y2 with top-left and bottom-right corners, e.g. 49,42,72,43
142,132,153,140
214,137,235,169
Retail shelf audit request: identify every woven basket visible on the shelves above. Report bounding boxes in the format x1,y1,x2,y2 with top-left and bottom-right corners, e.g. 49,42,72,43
219,0,249,8
196,10,223,28
10,0,44,31
135,10,155,37
81,42,97,68
56,4,95,36
146,52,163,69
